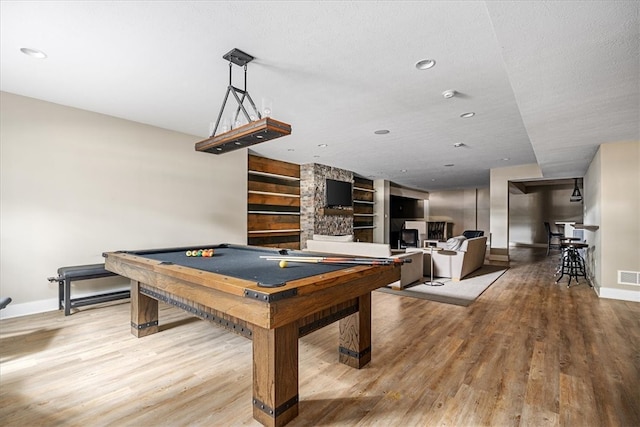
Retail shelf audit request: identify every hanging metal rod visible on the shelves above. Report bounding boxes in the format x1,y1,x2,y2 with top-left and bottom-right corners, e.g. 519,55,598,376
211,49,261,138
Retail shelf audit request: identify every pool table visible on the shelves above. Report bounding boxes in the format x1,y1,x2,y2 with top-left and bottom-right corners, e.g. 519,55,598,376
103,243,400,427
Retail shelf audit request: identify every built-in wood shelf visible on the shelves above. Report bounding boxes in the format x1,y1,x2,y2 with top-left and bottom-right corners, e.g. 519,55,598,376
353,176,375,242
574,224,600,231
248,170,301,181
247,154,301,249
248,211,301,215
320,208,354,216
353,186,375,192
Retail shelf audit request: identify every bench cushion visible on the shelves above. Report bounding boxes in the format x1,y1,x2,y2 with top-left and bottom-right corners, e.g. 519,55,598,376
57,263,116,280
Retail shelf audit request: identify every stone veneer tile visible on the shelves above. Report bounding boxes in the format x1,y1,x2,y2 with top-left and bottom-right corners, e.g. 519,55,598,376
300,163,353,247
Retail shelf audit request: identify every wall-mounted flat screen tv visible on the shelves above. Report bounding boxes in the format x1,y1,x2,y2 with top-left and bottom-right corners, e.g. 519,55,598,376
326,179,353,208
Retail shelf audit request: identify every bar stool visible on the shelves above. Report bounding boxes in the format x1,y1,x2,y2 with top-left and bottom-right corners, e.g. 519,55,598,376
555,241,590,287
554,237,581,276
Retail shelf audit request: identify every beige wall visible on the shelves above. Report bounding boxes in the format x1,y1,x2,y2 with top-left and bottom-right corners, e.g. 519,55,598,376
0,92,247,318
426,188,490,237
585,141,640,301
373,179,391,244
509,184,583,246
585,149,603,290
489,164,543,260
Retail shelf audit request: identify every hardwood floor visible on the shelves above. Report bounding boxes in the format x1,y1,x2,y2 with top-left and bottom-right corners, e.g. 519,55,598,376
1,248,638,426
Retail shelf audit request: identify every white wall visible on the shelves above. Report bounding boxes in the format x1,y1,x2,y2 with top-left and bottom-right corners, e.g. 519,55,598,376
0,92,247,318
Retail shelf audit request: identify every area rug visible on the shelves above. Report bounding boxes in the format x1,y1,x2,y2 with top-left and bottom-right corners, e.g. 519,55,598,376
376,265,508,306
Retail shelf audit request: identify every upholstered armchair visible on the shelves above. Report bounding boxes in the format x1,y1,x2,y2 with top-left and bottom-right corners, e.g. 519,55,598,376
408,236,488,281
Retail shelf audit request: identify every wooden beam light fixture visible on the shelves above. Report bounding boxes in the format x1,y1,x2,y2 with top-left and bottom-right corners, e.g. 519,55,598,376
195,48,291,155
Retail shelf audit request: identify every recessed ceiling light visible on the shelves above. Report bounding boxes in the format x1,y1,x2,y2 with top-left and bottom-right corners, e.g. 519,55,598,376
460,112,475,118
442,90,457,99
401,169,407,173
444,164,455,167
20,47,47,59
318,144,328,148
453,142,465,148
502,157,510,161
415,59,436,70
374,129,390,135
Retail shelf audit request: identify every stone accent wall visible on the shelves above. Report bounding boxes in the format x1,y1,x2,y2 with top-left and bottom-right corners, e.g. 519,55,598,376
300,163,353,247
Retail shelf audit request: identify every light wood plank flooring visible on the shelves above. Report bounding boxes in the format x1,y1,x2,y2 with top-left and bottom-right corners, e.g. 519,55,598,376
1,247,638,426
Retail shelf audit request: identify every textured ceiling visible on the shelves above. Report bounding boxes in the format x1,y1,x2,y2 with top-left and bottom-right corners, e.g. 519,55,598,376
1,1,638,191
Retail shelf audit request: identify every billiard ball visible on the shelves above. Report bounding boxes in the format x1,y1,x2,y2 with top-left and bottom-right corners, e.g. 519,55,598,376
279,260,288,268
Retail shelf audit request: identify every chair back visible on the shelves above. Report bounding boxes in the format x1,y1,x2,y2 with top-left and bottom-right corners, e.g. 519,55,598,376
462,230,484,239
400,229,419,248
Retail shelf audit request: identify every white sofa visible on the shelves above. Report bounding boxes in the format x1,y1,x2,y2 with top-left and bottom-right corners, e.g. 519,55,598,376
304,237,423,289
409,236,487,281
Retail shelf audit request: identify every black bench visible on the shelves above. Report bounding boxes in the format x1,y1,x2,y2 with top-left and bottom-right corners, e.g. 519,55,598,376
48,264,129,316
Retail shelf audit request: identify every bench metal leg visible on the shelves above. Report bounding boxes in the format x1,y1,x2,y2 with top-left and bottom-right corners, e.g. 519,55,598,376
64,279,72,316
58,280,64,310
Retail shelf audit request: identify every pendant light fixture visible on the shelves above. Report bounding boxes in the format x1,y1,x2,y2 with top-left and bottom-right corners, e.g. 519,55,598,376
570,178,583,202
195,48,291,154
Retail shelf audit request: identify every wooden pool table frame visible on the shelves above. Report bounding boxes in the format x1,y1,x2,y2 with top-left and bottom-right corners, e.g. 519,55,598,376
104,246,400,427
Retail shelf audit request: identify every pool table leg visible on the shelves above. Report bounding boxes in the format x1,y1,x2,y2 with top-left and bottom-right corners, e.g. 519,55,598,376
130,280,158,338
252,322,299,427
339,293,372,369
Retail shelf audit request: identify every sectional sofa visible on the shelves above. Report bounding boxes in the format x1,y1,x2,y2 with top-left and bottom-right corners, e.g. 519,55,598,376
408,236,488,281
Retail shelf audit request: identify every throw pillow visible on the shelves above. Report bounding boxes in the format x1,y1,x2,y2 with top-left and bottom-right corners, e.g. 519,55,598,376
445,235,467,251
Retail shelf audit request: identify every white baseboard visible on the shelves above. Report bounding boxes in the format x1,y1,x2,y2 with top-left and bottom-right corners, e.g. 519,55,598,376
597,286,640,303
0,298,58,319
0,286,130,319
